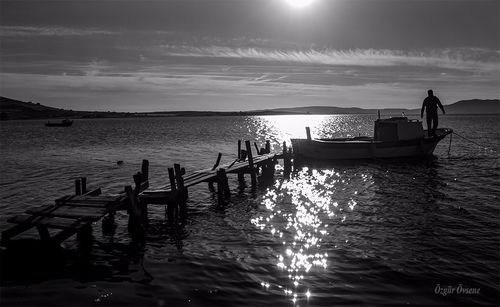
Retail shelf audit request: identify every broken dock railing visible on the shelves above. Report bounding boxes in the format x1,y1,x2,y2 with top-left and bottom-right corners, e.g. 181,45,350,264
1,139,293,247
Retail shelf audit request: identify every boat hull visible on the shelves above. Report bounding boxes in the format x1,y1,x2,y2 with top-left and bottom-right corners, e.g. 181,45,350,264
291,128,452,161
45,121,73,127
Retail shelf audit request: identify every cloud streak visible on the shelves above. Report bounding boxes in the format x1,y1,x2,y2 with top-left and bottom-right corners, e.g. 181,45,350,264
0,25,115,37
166,46,500,73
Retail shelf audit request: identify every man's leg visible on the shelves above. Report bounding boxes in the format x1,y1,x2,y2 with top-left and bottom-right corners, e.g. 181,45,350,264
432,115,438,136
426,115,432,136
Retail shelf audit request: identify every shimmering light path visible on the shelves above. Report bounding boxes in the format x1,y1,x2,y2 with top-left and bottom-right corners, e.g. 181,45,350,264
252,167,374,304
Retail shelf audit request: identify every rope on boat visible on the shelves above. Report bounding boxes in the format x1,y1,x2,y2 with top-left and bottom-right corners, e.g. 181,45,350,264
448,131,453,157
450,131,500,154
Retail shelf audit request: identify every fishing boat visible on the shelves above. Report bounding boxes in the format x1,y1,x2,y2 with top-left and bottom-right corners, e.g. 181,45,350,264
45,119,73,127
291,116,452,161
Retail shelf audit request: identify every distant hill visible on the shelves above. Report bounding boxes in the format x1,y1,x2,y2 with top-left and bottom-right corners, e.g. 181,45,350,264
255,99,500,115
0,96,498,120
262,106,406,115
441,99,500,114
0,96,131,120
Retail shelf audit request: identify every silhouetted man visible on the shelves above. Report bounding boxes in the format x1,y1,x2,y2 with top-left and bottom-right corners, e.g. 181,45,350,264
421,89,445,137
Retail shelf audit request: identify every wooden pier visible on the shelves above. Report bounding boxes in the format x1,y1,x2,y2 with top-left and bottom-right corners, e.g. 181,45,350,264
1,140,293,247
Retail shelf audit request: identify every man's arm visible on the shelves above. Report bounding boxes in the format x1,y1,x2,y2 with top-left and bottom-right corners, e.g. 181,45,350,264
437,97,445,114
421,100,426,118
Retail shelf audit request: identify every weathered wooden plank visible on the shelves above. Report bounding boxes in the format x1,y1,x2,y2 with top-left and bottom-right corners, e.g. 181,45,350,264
184,173,218,187
27,206,107,220
8,214,86,230
83,187,102,196
62,195,125,203
139,190,177,204
59,202,108,208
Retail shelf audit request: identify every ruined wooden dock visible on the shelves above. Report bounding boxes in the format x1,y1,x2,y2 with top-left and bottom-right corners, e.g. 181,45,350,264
1,140,293,247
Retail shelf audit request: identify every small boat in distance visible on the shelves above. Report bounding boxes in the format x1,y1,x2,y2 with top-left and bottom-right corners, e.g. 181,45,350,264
291,116,452,161
45,119,73,127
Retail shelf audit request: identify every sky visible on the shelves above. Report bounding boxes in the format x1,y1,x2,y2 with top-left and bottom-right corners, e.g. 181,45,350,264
0,0,499,112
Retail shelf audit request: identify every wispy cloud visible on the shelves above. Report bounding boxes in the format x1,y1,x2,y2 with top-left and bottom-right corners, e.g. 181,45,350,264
165,46,500,73
0,25,115,37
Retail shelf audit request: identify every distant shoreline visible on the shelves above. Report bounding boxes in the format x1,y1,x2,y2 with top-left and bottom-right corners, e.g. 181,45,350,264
1,96,499,121
3,112,500,123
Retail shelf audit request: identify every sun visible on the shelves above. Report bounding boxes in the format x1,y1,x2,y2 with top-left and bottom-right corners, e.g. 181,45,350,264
284,0,315,9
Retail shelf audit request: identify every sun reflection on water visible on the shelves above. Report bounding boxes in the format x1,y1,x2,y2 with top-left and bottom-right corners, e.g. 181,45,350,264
251,167,373,304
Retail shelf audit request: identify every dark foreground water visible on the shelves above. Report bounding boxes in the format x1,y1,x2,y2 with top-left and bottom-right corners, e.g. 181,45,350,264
0,115,499,306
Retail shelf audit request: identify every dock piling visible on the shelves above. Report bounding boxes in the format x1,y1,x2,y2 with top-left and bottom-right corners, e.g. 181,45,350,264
141,159,149,181
125,185,144,239
81,177,87,194
237,140,241,160
74,179,81,196
216,168,230,205
245,140,257,187
283,141,292,177
174,164,187,220
2,143,283,248
254,142,261,155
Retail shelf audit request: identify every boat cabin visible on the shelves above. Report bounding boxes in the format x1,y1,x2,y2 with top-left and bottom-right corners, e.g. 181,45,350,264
374,117,424,142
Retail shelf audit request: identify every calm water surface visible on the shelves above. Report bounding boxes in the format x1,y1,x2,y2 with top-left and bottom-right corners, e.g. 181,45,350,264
0,115,499,306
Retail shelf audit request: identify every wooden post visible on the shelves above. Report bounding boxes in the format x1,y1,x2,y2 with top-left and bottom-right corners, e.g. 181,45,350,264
76,223,93,245
36,225,51,242
245,140,257,187
240,150,247,161
220,168,230,199
283,142,292,177
237,140,242,160
216,169,225,206
80,177,87,194
75,179,81,196
209,153,222,191
174,164,187,220
238,171,245,184
141,159,149,181
102,213,116,236
133,173,148,224
238,147,246,183
254,142,261,155
125,185,144,238
168,168,176,190
133,172,142,194
212,153,222,170
265,140,271,154
306,127,311,140
271,157,277,179
167,167,177,224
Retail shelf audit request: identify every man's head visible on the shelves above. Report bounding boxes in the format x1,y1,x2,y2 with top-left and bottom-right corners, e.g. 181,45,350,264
428,89,434,96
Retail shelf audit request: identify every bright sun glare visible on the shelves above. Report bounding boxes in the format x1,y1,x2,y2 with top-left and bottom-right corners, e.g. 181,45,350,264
285,0,315,9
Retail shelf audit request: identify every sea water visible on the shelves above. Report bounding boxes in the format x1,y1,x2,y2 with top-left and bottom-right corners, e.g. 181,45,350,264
0,114,499,306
